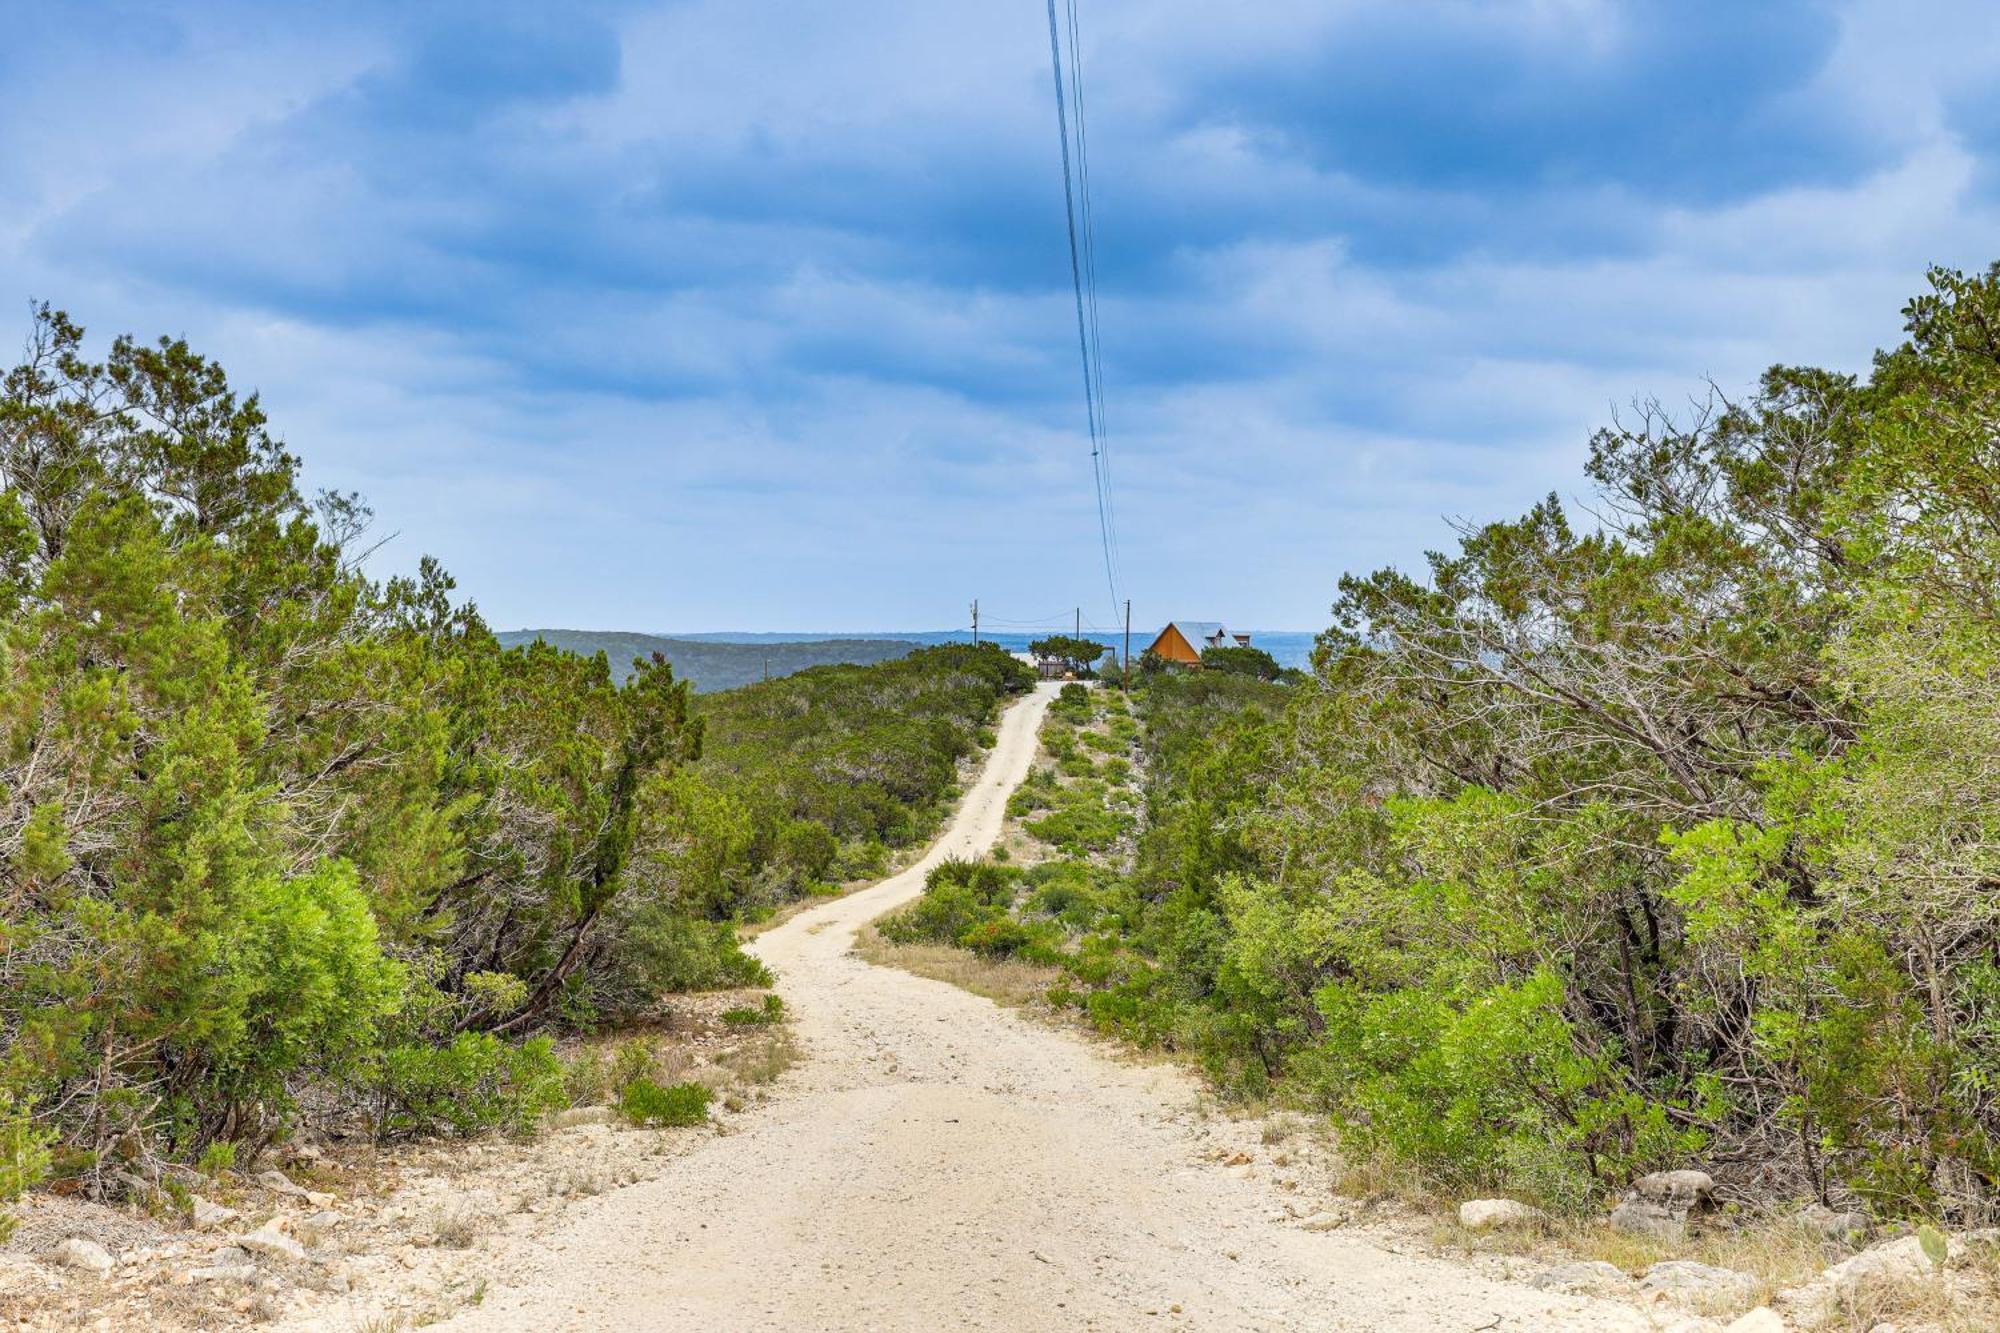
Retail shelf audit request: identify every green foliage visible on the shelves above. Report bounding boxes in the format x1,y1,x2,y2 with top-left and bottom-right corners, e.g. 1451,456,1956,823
195,1141,236,1178
372,1033,568,1139
721,994,786,1026
0,304,1027,1180
1199,645,1284,681
617,1078,711,1128
895,268,2000,1216
0,1093,52,1242
1031,637,1110,676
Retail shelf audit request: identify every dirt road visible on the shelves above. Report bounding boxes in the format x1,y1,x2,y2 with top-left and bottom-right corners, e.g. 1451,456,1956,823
439,684,1648,1332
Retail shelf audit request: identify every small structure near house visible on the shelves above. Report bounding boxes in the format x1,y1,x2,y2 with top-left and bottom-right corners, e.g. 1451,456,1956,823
1033,654,1072,680
1145,621,1251,667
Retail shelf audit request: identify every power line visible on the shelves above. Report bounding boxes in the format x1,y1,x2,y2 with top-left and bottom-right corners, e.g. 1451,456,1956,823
1044,0,1120,622
1065,0,1119,584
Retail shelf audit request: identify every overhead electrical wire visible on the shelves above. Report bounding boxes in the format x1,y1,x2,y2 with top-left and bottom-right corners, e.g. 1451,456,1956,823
1064,0,1119,580
1044,0,1120,622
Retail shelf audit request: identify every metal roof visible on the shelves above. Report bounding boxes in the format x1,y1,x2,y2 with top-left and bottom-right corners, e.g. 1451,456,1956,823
1165,621,1226,644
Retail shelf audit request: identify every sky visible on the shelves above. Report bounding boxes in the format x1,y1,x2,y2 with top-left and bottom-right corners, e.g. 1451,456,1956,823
3,0,1998,635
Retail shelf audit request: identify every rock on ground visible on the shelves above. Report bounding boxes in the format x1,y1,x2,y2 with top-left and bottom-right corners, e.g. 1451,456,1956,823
238,1224,308,1263
1640,1260,1761,1308
1458,1198,1547,1230
1531,1261,1637,1296
1610,1196,1686,1240
189,1195,238,1231
1724,1309,1786,1333
45,1236,114,1277
1633,1170,1717,1210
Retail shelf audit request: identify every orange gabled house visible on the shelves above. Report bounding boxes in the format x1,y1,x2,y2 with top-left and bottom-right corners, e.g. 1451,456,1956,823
1144,621,1251,666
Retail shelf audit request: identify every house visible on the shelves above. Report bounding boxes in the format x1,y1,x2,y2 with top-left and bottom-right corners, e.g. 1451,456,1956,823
1032,654,1072,680
1144,621,1251,667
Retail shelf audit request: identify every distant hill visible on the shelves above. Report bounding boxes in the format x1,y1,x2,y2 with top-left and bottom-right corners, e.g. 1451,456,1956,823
493,629,921,692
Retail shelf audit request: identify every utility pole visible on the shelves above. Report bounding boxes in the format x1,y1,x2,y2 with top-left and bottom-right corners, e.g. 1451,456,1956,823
1075,606,1081,637
971,599,979,647
1122,599,1131,692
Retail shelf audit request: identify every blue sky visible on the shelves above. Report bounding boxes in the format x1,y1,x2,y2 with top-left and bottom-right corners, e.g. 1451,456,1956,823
2,0,1995,634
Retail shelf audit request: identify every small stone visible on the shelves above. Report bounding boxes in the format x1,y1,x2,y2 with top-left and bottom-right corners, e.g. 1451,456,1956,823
299,1209,344,1240
189,1195,238,1231
1821,1233,1959,1290
1725,1309,1785,1333
1633,1169,1717,1208
239,1225,307,1263
257,1168,308,1197
1297,1209,1351,1232
46,1237,115,1277
207,1246,253,1266
187,1263,259,1283
1457,1198,1547,1230
1640,1259,1760,1307
1529,1261,1635,1296
1610,1196,1685,1240
1794,1203,1871,1246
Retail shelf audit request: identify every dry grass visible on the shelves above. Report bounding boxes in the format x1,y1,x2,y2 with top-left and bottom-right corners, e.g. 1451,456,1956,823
1424,1209,2000,1328
430,1205,480,1249
711,1024,801,1093
1817,1262,2000,1333
852,925,1068,1009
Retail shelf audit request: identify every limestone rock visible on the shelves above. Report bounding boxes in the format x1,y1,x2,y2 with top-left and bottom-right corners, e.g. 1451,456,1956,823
1529,1260,1636,1296
188,1262,259,1283
1823,1233,1959,1290
1297,1208,1352,1232
1794,1203,1871,1246
46,1237,114,1277
1640,1259,1761,1307
1457,1198,1547,1230
257,1168,308,1197
1634,1169,1717,1209
1725,1309,1786,1333
299,1209,344,1240
1610,1196,1685,1240
189,1195,238,1231
1612,1168,1718,1242
239,1224,308,1263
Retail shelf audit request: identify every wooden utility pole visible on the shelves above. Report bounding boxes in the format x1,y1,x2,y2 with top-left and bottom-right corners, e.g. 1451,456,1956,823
1075,607,1081,637
1122,599,1131,691
971,599,979,646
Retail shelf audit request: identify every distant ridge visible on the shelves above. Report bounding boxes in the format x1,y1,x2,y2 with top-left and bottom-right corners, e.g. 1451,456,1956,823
494,629,920,692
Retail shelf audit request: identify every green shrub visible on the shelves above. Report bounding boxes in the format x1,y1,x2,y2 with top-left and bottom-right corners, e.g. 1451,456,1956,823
956,917,1036,958
196,1141,237,1179
563,1047,612,1106
1025,804,1129,853
0,1094,52,1243
878,883,989,945
618,1078,712,1128
595,909,770,1016
721,994,786,1026
610,1038,657,1092
372,1033,568,1140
